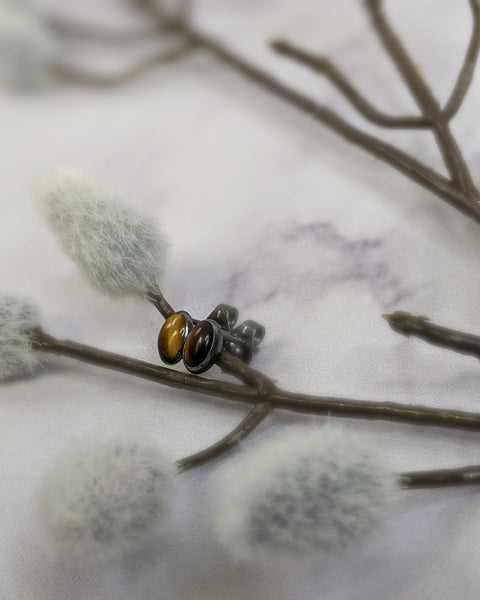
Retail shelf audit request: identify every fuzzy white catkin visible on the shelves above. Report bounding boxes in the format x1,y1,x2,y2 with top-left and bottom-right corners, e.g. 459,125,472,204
0,293,40,381
35,168,170,298
216,426,398,560
38,430,176,564
0,3,54,89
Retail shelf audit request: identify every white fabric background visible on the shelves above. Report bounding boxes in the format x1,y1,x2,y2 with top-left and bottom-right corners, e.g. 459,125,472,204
2,0,480,598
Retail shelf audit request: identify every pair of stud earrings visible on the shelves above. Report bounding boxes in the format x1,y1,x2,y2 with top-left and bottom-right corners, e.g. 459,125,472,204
158,304,265,374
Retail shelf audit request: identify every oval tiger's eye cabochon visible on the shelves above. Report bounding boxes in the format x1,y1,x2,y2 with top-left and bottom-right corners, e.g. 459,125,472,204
158,313,189,364
183,320,214,368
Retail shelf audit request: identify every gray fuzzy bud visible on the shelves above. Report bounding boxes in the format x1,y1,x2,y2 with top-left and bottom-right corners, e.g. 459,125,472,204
216,426,398,560
0,293,40,381
35,168,170,298
38,430,176,564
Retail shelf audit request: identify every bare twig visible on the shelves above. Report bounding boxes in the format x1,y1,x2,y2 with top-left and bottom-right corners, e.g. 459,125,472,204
271,39,431,129
47,15,167,44
218,352,276,396
33,318,480,484
178,353,274,471
183,27,479,220
443,0,480,121
400,464,480,489
384,311,480,359
365,0,478,198
146,286,176,319
30,328,480,432
52,42,195,87
107,0,480,224
177,401,271,471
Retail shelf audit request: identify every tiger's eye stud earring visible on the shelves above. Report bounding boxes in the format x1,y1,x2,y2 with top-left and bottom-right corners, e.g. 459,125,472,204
182,305,265,374
183,319,224,374
158,304,265,374
158,311,193,365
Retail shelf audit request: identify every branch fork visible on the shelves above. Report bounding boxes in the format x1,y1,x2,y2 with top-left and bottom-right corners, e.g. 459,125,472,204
43,0,480,225
28,294,480,489
271,0,480,217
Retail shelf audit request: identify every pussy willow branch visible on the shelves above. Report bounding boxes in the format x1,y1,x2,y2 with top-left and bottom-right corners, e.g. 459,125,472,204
270,39,431,130
365,0,477,198
385,311,480,359
439,0,480,121
31,327,480,484
53,42,195,87
47,15,165,44
30,327,480,432
132,0,480,224
146,288,175,320
271,0,480,205
48,0,480,220
400,464,480,489
177,399,271,472
383,311,480,489
178,353,273,472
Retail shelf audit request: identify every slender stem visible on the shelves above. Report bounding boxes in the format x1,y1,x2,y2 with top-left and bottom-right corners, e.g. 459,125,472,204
400,464,480,489
365,0,478,198
384,311,480,359
271,39,431,129
178,352,274,471
185,27,470,207
365,0,442,114
133,0,480,223
52,42,195,87
47,15,167,44
30,328,480,431
177,401,271,472
191,27,480,221
218,352,276,396
146,286,176,319
443,0,480,121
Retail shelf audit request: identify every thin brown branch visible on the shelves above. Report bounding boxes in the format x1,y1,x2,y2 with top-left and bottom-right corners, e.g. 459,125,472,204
400,464,480,488
30,328,480,432
177,353,274,471
365,0,440,114
128,0,480,222
47,15,167,44
177,401,271,472
146,286,175,320
52,42,195,87
365,0,478,198
271,39,431,129
384,311,480,359
443,0,480,121
218,352,276,396
186,27,480,218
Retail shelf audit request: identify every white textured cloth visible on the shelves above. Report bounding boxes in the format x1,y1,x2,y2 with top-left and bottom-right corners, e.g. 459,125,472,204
2,0,480,598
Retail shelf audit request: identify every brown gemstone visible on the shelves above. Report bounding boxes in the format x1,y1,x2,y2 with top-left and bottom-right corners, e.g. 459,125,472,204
158,313,189,364
183,320,214,368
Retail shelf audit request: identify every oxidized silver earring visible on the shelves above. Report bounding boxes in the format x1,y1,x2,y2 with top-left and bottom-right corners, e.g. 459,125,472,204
158,304,265,374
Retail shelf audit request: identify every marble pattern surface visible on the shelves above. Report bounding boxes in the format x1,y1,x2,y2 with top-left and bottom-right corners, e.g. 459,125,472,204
2,0,480,598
